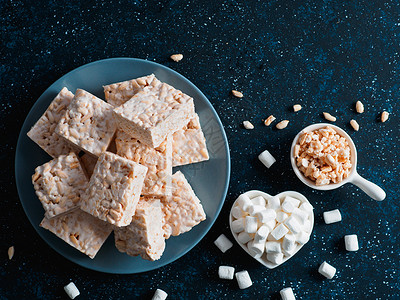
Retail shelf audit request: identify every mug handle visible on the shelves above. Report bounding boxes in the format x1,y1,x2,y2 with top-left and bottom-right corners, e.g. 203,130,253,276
350,171,386,201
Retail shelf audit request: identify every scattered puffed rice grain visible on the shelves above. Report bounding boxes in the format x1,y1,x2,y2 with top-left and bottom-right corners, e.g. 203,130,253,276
232,90,243,98
243,120,254,130
356,101,364,113
280,287,296,300
8,246,14,260
152,289,168,300
170,54,183,62
276,120,289,129
323,112,336,122
350,119,359,131
264,115,276,126
64,282,80,299
235,270,253,289
293,104,302,112
381,111,389,122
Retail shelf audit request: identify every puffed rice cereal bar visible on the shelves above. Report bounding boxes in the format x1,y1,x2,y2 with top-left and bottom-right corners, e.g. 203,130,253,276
113,82,195,148
80,151,148,227
114,198,165,261
32,152,88,219
115,130,172,197
40,208,112,259
294,126,352,185
27,87,78,158
55,89,117,157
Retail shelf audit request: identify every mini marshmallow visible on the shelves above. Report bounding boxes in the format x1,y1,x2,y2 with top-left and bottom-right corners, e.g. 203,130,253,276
283,245,297,257
318,261,336,279
245,216,258,233
264,219,277,232
271,223,289,240
281,200,295,213
280,287,296,300
323,209,342,224
254,225,270,242
218,266,235,280
231,218,245,233
284,196,301,207
267,252,284,265
292,207,308,225
64,282,80,300
248,240,265,257
295,231,310,245
256,209,277,224
302,220,312,233
231,206,244,219
267,196,281,210
344,234,359,251
282,234,296,252
152,289,168,300
299,202,313,213
276,211,289,223
248,205,265,216
284,216,302,234
235,270,253,289
258,150,276,168
214,234,233,253
251,195,266,206
237,194,252,211
265,241,282,253
237,231,253,244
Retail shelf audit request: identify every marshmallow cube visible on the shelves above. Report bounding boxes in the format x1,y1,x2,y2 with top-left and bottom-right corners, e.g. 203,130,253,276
318,261,336,279
254,225,270,242
214,234,233,253
280,287,296,300
64,282,80,300
237,194,252,211
256,209,277,223
248,205,264,216
265,219,277,232
344,234,359,251
302,220,312,233
282,234,296,252
152,289,168,300
258,150,276,168
218,266,235,280
285,216,302,234
323,209,342,224
271,223,289,240
235,270,253,289
231,206,244,219
231,218,245,233
237,231,253,244
281,200,295,213
276,211,289,223
245,216,258,233
283,245,297,257
299,202,313,213
267,196,281,210
292,207,308,225
265,241,282,253
248,240,265,257
251,195,266,206
267,252,284,265
284,196,301,208
296,231,310,245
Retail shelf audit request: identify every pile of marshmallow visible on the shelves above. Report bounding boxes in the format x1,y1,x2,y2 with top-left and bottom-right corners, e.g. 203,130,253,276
230,192,313,266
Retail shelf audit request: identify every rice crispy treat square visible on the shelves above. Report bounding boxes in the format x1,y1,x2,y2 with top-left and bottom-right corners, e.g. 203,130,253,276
114,197,165,261
40,208,113,259
172,113,209,167
27,87,78,158
161,171,206,239
80,151,148,227
55,89,117,157
32,152,88,219
113,83,195,148
103,74,161,107
115,129,172,197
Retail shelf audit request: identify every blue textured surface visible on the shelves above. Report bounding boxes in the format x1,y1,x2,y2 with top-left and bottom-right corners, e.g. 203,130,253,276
1,0,399,299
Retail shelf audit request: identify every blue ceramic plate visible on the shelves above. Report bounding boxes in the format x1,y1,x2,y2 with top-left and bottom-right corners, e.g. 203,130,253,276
15,58,230,274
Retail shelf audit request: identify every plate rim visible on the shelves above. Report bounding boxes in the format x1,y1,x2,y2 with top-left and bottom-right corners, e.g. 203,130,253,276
14,57,231,274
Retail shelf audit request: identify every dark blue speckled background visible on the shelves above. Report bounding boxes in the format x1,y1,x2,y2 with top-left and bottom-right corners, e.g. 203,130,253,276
1,0,400,299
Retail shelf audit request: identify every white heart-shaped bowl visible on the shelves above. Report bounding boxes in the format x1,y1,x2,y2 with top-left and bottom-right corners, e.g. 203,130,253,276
229,190,314,269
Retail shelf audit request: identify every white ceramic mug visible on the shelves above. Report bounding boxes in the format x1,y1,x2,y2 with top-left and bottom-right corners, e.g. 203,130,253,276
290,123,386,201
